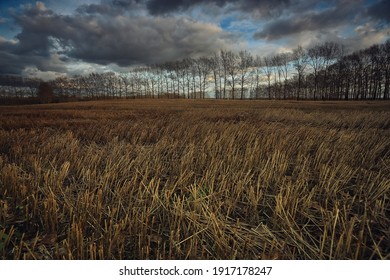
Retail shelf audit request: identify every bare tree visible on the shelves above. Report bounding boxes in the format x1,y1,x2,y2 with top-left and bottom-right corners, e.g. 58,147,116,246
292,45,308,100
321,42,344,99
220,50,230,99
263,56,274,99
210,53,222,99
383,40,390,100
253,55,263,99
181,58,193,99
272,54,283,99
238,50,253,99
225,51,239,99
308,44,326,100
280,52,291,99
198,57,212,98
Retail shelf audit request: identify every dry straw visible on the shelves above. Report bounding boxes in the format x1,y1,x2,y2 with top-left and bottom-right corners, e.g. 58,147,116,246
0,99,389,259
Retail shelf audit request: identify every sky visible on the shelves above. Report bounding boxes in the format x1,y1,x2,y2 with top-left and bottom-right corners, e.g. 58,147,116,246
0,0,389,80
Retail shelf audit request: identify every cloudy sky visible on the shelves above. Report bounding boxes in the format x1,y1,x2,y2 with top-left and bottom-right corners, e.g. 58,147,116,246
0,0,389,80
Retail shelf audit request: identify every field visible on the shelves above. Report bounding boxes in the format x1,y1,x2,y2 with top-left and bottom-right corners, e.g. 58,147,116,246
0,99,389,260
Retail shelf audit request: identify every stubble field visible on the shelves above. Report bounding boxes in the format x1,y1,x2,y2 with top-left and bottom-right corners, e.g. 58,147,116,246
0,99,389,259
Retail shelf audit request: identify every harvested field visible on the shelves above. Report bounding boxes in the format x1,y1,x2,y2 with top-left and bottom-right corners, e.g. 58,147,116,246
0,99,389,259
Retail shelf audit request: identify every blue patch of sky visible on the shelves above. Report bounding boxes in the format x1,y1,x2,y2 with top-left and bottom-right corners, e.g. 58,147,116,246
0,0,28,9
220,16,258,33
219,16,234,30
313,1,334,11
219,15,261,46
342,25,359,38
0,1,28,39
0,23,21,40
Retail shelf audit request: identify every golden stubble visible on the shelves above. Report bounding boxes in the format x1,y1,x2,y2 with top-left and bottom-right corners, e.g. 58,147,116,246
0,99,389,259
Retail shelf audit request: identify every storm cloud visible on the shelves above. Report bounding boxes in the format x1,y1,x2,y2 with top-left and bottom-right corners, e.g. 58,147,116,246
0,1,235,75
253,0,360,40
367,0,390,23
0,0,389,77
145,0,290,17
65,15,234,65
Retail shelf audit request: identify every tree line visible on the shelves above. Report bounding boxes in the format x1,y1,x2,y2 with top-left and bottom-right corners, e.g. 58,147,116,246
1,40,389,103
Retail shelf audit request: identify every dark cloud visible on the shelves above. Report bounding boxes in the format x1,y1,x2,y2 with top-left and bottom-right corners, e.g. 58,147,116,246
367,0,390,23
254,13,342,40
253,0,360,40
0,1,235,75
0,50,26,75
0,3,68,74
0,48,67,75
65,15,234,66
145,0,289,17
146,0,205,15
76,0,144,16
1,0,388,77
76,3,113,15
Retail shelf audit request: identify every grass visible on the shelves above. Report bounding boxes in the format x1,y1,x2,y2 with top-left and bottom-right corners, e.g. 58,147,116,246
0,99,389,259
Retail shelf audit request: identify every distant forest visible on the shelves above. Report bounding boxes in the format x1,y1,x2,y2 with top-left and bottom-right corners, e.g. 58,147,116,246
1,40,389,104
